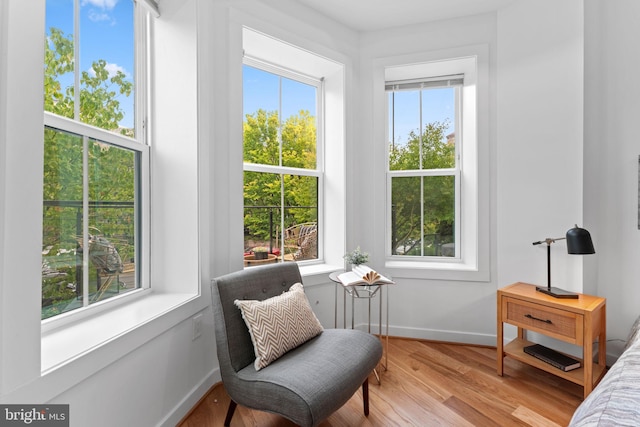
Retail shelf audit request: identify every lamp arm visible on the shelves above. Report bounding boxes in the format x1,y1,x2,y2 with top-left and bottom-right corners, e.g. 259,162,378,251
532,237,566,246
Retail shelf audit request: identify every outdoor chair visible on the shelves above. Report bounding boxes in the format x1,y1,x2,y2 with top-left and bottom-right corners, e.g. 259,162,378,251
210,262,382,427
282,222,317,260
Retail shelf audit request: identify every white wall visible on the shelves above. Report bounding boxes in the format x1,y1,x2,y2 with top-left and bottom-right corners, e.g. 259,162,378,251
496,0,640,357
584,0,640,349
50,316,214,426
357,13,499,345
497,0,586,293
496,0,589,352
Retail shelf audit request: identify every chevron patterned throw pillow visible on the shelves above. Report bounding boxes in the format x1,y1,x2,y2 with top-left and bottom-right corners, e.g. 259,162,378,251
235,283,324,370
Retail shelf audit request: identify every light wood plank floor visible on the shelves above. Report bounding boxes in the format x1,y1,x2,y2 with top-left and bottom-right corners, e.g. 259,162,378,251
179,338,586,426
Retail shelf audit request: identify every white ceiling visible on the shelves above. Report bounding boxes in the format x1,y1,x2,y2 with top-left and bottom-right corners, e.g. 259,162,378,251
296,0,517,32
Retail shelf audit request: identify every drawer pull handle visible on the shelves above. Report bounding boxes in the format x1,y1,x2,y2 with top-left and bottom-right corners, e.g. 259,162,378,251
525,314,552,324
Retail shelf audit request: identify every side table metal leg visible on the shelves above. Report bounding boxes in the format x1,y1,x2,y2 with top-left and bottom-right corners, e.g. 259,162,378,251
380,284,388,372
368,295,371,334
351,292,355,329
343,288,346,329
372,288,381,384
334,282,337,328
379,285,382,341
385,285,389,371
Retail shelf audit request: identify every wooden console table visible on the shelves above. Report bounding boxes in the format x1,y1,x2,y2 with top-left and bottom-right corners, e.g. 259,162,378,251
497,282,607,398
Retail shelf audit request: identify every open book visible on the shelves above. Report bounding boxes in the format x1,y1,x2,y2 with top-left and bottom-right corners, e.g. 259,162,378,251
337,265,394,287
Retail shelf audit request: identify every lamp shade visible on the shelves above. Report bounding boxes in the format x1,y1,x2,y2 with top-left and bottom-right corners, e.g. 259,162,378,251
566,225,595,254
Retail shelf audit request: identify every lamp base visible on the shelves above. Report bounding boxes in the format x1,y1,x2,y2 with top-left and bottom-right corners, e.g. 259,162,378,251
536,286,579,299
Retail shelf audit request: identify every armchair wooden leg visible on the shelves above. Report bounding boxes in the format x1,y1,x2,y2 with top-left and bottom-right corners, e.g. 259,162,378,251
362,378,369,416
224,400,237,426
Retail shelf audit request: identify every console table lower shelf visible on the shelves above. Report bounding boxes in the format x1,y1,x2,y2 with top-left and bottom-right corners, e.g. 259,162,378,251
504,338,606,386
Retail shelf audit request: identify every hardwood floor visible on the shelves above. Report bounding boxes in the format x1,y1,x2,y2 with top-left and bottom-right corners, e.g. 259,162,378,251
179,337,585,426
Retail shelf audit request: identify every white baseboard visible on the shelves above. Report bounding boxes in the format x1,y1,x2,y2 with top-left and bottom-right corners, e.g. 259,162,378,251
351,323,496,347
158,367,221,427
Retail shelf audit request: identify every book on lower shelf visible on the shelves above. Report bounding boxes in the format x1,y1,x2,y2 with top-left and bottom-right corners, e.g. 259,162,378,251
337,265,394,287
523,344,581,372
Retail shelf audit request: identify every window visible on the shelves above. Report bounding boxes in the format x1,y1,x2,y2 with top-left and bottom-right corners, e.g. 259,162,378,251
242,61,322,265
387,76,461,258
384,55,486,278
42,0,149,320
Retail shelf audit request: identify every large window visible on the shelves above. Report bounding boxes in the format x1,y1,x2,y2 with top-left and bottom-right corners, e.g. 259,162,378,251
387,77,461,258
242,61,322,265
385,55,484,276
42,0,149,320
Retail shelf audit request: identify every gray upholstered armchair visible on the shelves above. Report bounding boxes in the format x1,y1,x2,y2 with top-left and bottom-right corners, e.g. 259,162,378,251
211,263,383,427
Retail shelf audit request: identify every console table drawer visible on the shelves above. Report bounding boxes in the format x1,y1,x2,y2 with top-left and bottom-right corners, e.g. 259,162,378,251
503,297,582,344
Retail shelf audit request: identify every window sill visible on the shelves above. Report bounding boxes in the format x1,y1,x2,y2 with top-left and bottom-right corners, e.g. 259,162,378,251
385,259,490,282
299,262,343,286
41,291,203,375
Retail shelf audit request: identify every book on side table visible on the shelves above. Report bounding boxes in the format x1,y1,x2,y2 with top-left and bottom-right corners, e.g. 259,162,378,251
523,344,581,372
337,265,394,287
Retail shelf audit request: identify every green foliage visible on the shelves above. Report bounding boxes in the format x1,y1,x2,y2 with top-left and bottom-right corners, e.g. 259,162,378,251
389,121,455,170
42,266,77,320
281,111,317,169
389,121,456,256
344,246,369,266
80,59,133,134
44,28,74,119
44,27,133,135
243,109,280,166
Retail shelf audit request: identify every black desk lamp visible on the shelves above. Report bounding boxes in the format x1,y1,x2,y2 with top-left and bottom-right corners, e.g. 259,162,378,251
532,225,595,299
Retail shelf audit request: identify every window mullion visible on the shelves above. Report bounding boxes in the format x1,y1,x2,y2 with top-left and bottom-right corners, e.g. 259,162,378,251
419,90,424,256
454,86,462,258
280,174,285,256
419,91,423,170
82,135,89,308
455,168,461,258
244,56,321,87
74,0,80,121
420,176,425,256
44,113,141,150
243,162,321,178
136,7,149,144
391,92,395,151
278,76,283,168
388,168,457,178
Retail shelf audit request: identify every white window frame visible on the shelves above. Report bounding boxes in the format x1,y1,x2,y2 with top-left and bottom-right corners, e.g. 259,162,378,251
242,58,325,265
41,0,151,330
382,49,490,282
386,78,462,259
238,26,347,281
